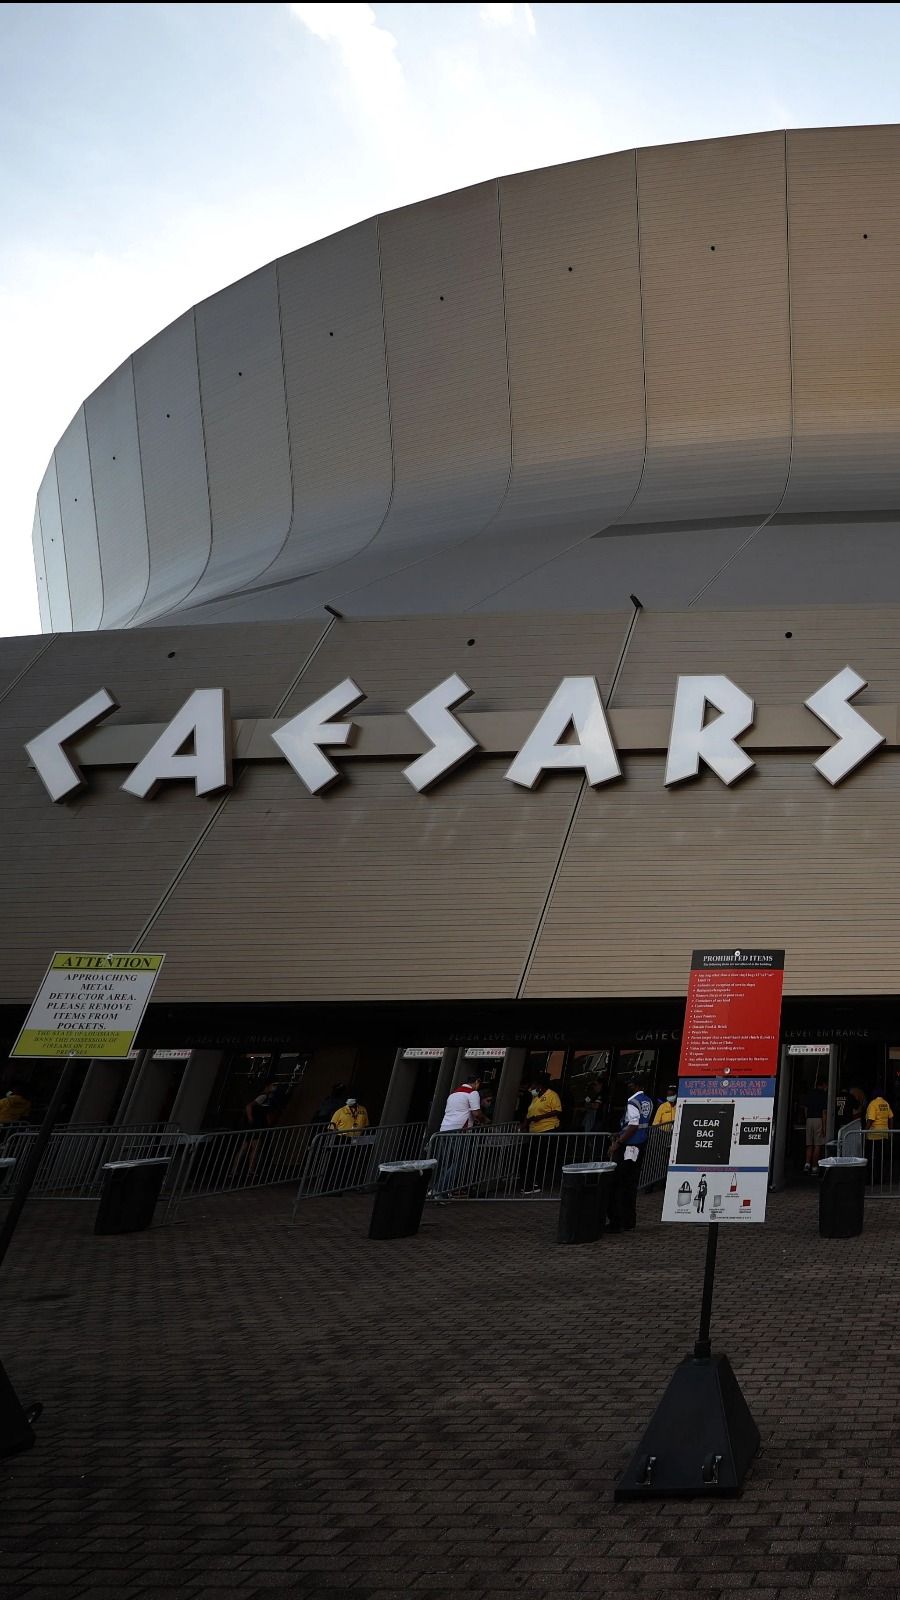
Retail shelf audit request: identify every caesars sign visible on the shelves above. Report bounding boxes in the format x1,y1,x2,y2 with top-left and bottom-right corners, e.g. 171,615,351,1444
24,665,887,803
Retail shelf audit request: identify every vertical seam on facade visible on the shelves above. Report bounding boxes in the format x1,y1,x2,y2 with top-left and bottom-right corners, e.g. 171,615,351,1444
48,455,74,634
130,616,337,952
616,146,650,522
121,358,155,627
687,130,796,608
81,405,106,629
462,147,650,614
514,600,643,1000
175,306,217,612
230,256,298,592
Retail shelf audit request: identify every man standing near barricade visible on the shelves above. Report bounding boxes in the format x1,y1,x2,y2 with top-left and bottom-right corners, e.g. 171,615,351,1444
606,1075,654,1232
430,1074,482,1203
520,1073,562,1195
865,1087,893,1186
329,1096,369,1136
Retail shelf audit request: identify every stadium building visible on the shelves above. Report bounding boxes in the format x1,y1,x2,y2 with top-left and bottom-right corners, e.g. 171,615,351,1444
8,124,900,1174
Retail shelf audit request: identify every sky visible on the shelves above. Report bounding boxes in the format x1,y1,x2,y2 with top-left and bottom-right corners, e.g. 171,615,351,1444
3,1,900,636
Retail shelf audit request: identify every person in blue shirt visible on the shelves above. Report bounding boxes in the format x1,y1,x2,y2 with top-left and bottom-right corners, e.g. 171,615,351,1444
606,1076,654,1232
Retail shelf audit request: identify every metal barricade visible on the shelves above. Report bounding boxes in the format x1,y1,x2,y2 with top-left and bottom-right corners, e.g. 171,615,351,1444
424,1129,613,1199
291,1122,428,1212
860,1126,900,1197
637,1123,673,1191
0,1125,184,1201
836,1119,865,1160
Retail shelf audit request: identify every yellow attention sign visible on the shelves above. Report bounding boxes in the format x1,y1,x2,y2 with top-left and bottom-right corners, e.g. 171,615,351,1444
11,952,165,1060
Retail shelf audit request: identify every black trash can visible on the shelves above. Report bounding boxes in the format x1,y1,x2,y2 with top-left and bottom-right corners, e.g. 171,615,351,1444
368,1159,437,1240
94,1158,170,1236
818,1156,867,1238
557,1161,617,1244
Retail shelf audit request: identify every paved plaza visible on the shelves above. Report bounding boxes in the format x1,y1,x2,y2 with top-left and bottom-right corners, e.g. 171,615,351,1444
2,1184,899,1600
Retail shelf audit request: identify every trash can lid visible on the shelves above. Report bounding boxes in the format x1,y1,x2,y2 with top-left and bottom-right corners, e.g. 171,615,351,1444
378,1159,438,1173
561,1161,617,1174
817,1157,867,1168
100,1158,171,1170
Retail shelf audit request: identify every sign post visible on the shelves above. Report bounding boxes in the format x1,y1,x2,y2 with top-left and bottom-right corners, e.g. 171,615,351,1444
0,951,164,1274
0,951,164,1457
616,947,784,1501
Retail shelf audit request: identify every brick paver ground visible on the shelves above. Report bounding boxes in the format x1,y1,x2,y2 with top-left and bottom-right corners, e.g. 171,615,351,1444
1,1184,897,1599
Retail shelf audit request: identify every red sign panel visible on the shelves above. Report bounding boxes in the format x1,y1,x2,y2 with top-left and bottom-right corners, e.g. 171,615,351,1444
678,949,785,1079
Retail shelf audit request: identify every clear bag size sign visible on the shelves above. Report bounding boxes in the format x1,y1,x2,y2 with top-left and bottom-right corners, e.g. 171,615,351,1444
11,951,165,1059
662,949,784,1225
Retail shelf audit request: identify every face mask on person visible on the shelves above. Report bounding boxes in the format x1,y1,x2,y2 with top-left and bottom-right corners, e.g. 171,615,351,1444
667,1095,676,1104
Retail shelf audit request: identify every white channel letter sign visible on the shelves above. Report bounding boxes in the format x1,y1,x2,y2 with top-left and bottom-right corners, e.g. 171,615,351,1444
24,667,891,802
403,675,477,793
26,687,119,802
122,689,232,799
665,675,755,787
506,677,620,789
804,667,884,786
271,679,364,794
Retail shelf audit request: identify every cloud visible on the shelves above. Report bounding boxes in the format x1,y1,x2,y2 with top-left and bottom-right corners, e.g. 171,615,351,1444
479,3,537,37
289,3,405,117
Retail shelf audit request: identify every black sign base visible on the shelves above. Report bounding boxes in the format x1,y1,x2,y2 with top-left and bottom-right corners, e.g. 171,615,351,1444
614,1352,759,1499
0,1360,40,1459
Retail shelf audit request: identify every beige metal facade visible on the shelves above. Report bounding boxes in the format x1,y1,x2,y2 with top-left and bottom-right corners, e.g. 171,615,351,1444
4,604,900,1006
16,126,900,1024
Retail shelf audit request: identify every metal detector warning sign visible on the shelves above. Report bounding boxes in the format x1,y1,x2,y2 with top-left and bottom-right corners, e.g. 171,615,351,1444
11,951,165,1059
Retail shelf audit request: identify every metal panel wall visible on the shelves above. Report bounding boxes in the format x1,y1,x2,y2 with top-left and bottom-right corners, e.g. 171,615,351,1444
188,264,292,604
349,153,647,617
468,521,758,614
143,759,579,1002
84,359,150,627
523,752,900,999
131,310,212,623
31,506,52,635
53,408,103,631
697,515,900,608
295,612,627,714
259,221,392,581
614,605,900,707
781,125,900,512
625,131,791,521
36,459,72,632
0,620,326,1000
361,181,511,563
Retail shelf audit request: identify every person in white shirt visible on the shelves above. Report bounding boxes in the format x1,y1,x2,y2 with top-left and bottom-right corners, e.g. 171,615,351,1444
431,1076,482,1202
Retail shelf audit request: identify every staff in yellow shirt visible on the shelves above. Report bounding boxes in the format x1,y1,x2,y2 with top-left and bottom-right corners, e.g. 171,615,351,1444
0,1083,31,1125
520,1075,562,1194
652,1087,677,1128
330,1097,369,1136
865,1093,893,1140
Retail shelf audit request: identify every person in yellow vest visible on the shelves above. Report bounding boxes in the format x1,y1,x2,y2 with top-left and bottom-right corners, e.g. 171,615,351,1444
0,1082,31,1126
653,1087,677,1128
520,1074,562,1194
865,1089,893,1185
330,1096,369,1136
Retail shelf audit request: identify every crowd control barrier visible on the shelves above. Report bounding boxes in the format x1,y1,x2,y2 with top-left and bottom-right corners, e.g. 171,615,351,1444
0,1124,183,1201
425,1129,614,1199
290,1122,428,1213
